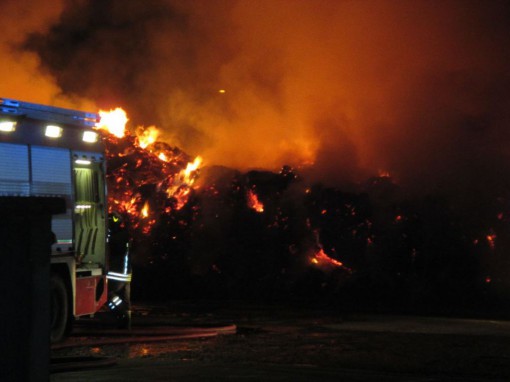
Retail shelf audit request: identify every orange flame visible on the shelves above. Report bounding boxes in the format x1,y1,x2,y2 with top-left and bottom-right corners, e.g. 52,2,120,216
136,126,159,149
141,201,149,218
96,108,128,138
162,156,202,210
96,106,203,234
247,189,264,213
182,156,202,184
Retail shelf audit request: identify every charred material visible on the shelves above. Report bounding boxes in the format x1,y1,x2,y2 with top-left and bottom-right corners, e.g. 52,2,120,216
99,129,510,317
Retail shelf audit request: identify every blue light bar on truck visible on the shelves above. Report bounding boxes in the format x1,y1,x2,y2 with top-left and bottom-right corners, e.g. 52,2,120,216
0,97,102,152
0,98,20,116
0,97,99,127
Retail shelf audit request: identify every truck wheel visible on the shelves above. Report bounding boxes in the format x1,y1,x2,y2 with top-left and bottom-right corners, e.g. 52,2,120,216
50,274,69,343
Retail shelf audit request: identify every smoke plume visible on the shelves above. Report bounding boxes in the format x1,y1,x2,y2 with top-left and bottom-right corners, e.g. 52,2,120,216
0,0,94,108
3,0,510,200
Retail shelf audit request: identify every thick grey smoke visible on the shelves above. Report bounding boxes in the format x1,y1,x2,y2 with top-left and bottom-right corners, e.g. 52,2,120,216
5,0,510,202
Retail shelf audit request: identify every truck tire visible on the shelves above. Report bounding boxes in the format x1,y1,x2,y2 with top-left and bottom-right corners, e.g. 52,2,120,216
50,274,69,343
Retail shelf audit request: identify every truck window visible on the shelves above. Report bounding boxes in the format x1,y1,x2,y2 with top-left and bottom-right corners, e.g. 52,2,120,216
74,168,99,203
73,162,106,265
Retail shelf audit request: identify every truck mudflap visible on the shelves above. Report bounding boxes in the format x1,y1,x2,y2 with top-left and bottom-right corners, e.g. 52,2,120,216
75,274,107,316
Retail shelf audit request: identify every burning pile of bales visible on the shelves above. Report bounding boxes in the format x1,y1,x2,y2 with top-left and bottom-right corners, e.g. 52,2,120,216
127,163,507,314
98,119,510,315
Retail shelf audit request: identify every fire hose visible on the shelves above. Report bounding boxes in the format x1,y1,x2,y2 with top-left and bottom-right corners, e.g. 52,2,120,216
52,324,236,349
51,324,237,373
51,356,117,373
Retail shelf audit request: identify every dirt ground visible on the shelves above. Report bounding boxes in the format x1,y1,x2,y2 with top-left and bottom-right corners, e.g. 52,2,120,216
51,302,510,381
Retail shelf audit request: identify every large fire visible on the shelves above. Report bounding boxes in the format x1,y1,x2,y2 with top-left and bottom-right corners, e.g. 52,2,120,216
94,107,353,279
94,108,201,234
2,0,508,310
92,106,509,306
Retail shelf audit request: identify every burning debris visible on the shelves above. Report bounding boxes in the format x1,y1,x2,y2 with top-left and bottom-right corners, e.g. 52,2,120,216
95,109,201,235
246,189,264,213
310,248,344,270
93,108,510,312
94,111,359,300
1,0,509,316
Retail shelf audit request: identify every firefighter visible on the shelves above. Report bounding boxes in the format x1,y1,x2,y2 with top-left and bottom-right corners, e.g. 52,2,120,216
106,212,132,329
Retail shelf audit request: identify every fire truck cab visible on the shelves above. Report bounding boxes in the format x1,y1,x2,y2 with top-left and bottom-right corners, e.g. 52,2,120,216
0,97,109,342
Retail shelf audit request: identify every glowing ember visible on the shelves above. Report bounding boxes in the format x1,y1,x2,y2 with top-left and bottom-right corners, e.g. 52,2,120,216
96,108,128,138
247,189,264,213
487,232,496,250
310,248,343,268
91,347,101,354
172,187,191,210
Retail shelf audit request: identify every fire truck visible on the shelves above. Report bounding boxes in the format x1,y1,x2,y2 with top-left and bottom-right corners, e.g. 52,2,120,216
0,97,129,342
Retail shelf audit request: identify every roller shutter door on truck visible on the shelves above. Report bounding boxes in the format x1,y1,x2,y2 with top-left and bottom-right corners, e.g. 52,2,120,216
0,143,30,196
31,146,73,250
